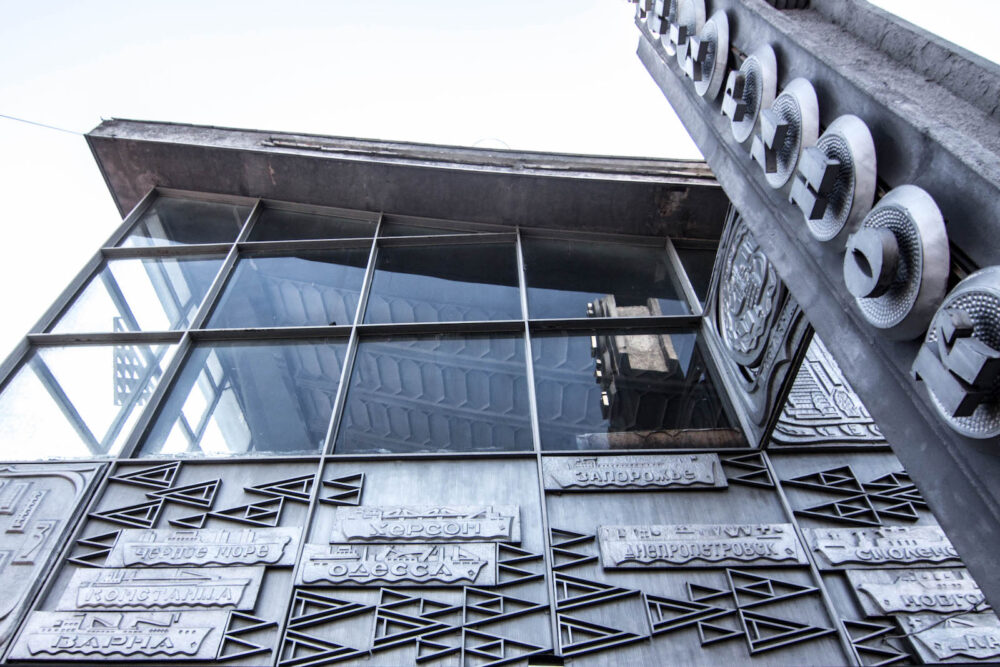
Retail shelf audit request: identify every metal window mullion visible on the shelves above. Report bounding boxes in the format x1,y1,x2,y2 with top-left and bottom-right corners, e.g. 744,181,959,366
100,243,234,259
184,203,258,331
516,226,561,656
321,213,383,455
665,236,704,317
99,186,158,249
115,331,194,459
26,331,183,346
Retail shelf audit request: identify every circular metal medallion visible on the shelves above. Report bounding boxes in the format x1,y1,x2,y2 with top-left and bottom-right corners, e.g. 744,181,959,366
923,267,1000,439
673,0,706,67
727,45,777,145
758,78,818,189
690,10,729,101
844,185,949,340
803,115,877,245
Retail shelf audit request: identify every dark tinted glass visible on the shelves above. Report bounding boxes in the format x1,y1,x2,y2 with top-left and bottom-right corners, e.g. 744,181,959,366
208,250,369,329
0,343,176,459
139,339,347,456
248,208,376,241
523,238,690,319
380,221,489,237
365,243,521,323
50,256,223,333
335,335,532,454
532,331,739,450
674,245,718,304
118,197,250,247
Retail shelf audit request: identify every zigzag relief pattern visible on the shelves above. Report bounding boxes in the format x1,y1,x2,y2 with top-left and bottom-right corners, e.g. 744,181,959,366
278,585,550,666
783,465,928,527
640,569,835,657
842,618,910,666
720,452,775,488
549,527,598,571
92,461,321,531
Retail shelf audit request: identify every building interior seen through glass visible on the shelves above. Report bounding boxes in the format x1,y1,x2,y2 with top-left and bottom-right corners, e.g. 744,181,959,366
0,192,736,460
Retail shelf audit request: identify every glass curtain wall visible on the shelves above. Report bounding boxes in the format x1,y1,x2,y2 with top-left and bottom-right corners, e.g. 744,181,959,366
0,191,739,461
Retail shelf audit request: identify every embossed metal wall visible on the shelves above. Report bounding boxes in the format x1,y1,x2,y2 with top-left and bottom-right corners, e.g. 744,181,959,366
1,186,997,665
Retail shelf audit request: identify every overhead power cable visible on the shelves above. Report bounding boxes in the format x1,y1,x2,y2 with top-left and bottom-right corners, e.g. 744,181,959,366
0,113,83,136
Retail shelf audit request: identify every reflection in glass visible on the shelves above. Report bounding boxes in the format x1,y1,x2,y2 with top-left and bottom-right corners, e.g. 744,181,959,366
118,197,250,247
0,344,176,459
139,339,347,456
208,250,369,329
50,257,224,333
365,244,521,324
248,208,376,241
523,239,690,319
674,245,717,304
532,331,740,450
335,335,532,454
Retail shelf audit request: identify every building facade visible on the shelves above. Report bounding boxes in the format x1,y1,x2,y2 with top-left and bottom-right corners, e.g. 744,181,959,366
0,1,999,664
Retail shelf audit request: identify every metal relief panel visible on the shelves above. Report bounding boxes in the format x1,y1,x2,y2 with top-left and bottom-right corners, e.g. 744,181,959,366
598,523,806,569
543,454,847,665
0,463,104,654
901,613,1000,663
705,209,811,446
281,459,551,665
845,568,986,616
542,454,727,491
9,460,316,664
772,335,887,446
329,504,521,543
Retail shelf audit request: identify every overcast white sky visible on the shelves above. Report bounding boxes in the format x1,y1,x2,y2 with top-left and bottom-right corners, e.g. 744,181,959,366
0,0,997,357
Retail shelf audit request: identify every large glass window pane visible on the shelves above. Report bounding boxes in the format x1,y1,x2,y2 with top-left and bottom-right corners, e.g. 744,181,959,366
674,245,717,304
364,243,521,324
0,343,176,459
248,208,376,241
522,238,690,319
139,338,347,456
118,197,250,247
207,250,369,329
532,331,740,450
50,256,223,333
335,334,533,454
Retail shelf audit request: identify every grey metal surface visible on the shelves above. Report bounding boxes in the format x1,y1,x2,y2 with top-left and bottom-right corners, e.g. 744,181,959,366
635,0,1000,616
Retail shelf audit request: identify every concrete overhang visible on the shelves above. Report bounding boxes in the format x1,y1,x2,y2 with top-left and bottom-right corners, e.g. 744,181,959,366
86,119,728,240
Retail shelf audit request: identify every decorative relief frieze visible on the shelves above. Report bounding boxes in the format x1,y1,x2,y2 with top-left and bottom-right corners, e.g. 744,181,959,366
104,528,299,567
806,526,961,570
330,505,520,543
902,612,1000,662
846,568,987,616
9,610,226,660
57,567,265,611
298,543,497,586
0,464,103,652
598,523,806,568
542,454,726,491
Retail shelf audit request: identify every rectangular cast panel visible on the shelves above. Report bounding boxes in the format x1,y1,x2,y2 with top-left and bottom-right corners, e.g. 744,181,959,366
8,460,320,665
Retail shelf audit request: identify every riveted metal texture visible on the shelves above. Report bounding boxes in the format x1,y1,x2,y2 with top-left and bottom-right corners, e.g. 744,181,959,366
844,185,950,340
723,45,777,145
688,10,730,101
795,115,877,245
918,267,1000,439
751,78,819,190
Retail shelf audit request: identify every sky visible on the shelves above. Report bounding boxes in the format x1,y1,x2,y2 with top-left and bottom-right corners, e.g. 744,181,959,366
0,0,998,358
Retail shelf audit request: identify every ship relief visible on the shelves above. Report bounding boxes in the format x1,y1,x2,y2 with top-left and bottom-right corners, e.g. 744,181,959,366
598,523,806,568
299,543,496,586
846,568,987,616
807,526,961,569
58,567,264,611
902,613,1000,662
331,505,520,543
105,528,298,567
542,455,726,491
10,611,224,660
